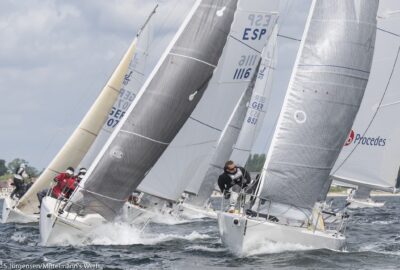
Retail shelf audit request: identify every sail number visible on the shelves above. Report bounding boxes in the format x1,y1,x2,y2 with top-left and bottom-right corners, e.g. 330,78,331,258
246,94,266,125
242,14,272,41
233,54,258,80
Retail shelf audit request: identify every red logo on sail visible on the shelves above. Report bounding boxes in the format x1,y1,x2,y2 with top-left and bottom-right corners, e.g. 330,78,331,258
345,130,355,146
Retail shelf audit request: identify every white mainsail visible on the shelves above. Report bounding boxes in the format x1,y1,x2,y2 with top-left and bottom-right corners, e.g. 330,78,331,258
256,0,378,213
331,1,400,193
16,8,157,215
187,25,278,207
137,0,280,202
68,0,239,221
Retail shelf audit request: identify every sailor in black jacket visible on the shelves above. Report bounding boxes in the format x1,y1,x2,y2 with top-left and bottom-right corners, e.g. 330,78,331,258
218,160,251,212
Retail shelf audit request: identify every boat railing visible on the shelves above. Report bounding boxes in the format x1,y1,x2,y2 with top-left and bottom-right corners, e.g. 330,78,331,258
220,189,350,234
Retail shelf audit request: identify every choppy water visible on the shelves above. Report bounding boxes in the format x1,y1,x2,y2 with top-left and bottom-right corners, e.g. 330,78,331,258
0,197,399,269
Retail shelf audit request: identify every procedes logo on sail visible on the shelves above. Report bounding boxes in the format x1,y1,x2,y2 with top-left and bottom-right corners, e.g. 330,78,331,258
345,129,386,147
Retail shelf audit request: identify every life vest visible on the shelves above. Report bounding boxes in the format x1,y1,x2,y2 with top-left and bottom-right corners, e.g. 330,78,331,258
228,169,243,184
52,173,70,198
14,167,25,180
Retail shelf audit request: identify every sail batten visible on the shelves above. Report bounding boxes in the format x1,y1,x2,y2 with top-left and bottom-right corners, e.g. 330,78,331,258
257,0,378,210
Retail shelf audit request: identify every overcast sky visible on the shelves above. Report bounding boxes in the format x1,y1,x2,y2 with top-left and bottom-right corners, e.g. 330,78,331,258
0,0,309,169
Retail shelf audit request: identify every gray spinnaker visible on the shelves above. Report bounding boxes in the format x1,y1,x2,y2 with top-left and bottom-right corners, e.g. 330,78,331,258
258,0,378,210
71,0,239,220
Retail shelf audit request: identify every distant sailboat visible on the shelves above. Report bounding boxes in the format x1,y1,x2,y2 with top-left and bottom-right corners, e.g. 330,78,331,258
218,0,378,255
1,6,156,224
331,0,400,209
40,0,239,245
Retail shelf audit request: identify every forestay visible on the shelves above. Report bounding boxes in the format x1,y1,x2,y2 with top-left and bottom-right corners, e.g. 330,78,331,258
258,0,378,211
137,0,279,202
331,1,400,192
189,26,278,207
70,0,238,220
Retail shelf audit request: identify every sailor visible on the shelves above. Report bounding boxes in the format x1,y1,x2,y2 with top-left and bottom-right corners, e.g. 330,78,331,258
10,163,29,199
217,160,251,213
64,167,86,199
52,167,75,199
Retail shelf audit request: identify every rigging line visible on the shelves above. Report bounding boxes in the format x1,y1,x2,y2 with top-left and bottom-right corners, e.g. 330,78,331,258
377,27,400,38
331,45,400,176
229,35,261,54
277,34,301,42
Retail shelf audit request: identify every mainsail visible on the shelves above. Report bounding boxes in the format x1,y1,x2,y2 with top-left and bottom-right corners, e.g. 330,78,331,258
257,0,378,211
188,26,278,207
16,8,157,215
136,0,280,202
331,1,400,193
70,0,239,220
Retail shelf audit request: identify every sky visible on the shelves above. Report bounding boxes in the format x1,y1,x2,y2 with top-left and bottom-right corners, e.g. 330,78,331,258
0,0,310,170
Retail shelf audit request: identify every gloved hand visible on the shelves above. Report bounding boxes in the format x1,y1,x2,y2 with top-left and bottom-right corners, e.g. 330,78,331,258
224,191,231,199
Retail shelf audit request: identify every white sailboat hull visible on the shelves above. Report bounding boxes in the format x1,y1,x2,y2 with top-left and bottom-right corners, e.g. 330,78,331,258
39,197,154,245
40,196,105,245
1,197,39,223
218,212,346,256
347,198,385,209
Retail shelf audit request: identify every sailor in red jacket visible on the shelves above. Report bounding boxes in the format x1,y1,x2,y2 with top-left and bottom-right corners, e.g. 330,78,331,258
52,167,74,198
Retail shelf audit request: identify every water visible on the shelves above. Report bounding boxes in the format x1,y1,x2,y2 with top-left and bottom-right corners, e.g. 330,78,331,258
0,197,399,269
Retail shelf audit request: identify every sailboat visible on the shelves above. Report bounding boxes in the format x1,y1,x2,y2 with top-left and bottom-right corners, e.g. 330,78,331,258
180,24,278,219
40,0,239,245
331,0,400,209
218,0,378,255
1,7,156,224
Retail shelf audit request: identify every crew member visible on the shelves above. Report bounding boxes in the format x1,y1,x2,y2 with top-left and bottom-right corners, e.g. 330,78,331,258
10,163,29,199
217,160,251,213
52,167,75,198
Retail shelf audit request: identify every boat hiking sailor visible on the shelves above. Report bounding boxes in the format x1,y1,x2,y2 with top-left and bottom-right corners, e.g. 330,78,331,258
64,167,86,199
217,160,251,213
10,163,29,199
36,167,75,211
51,167,75,199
